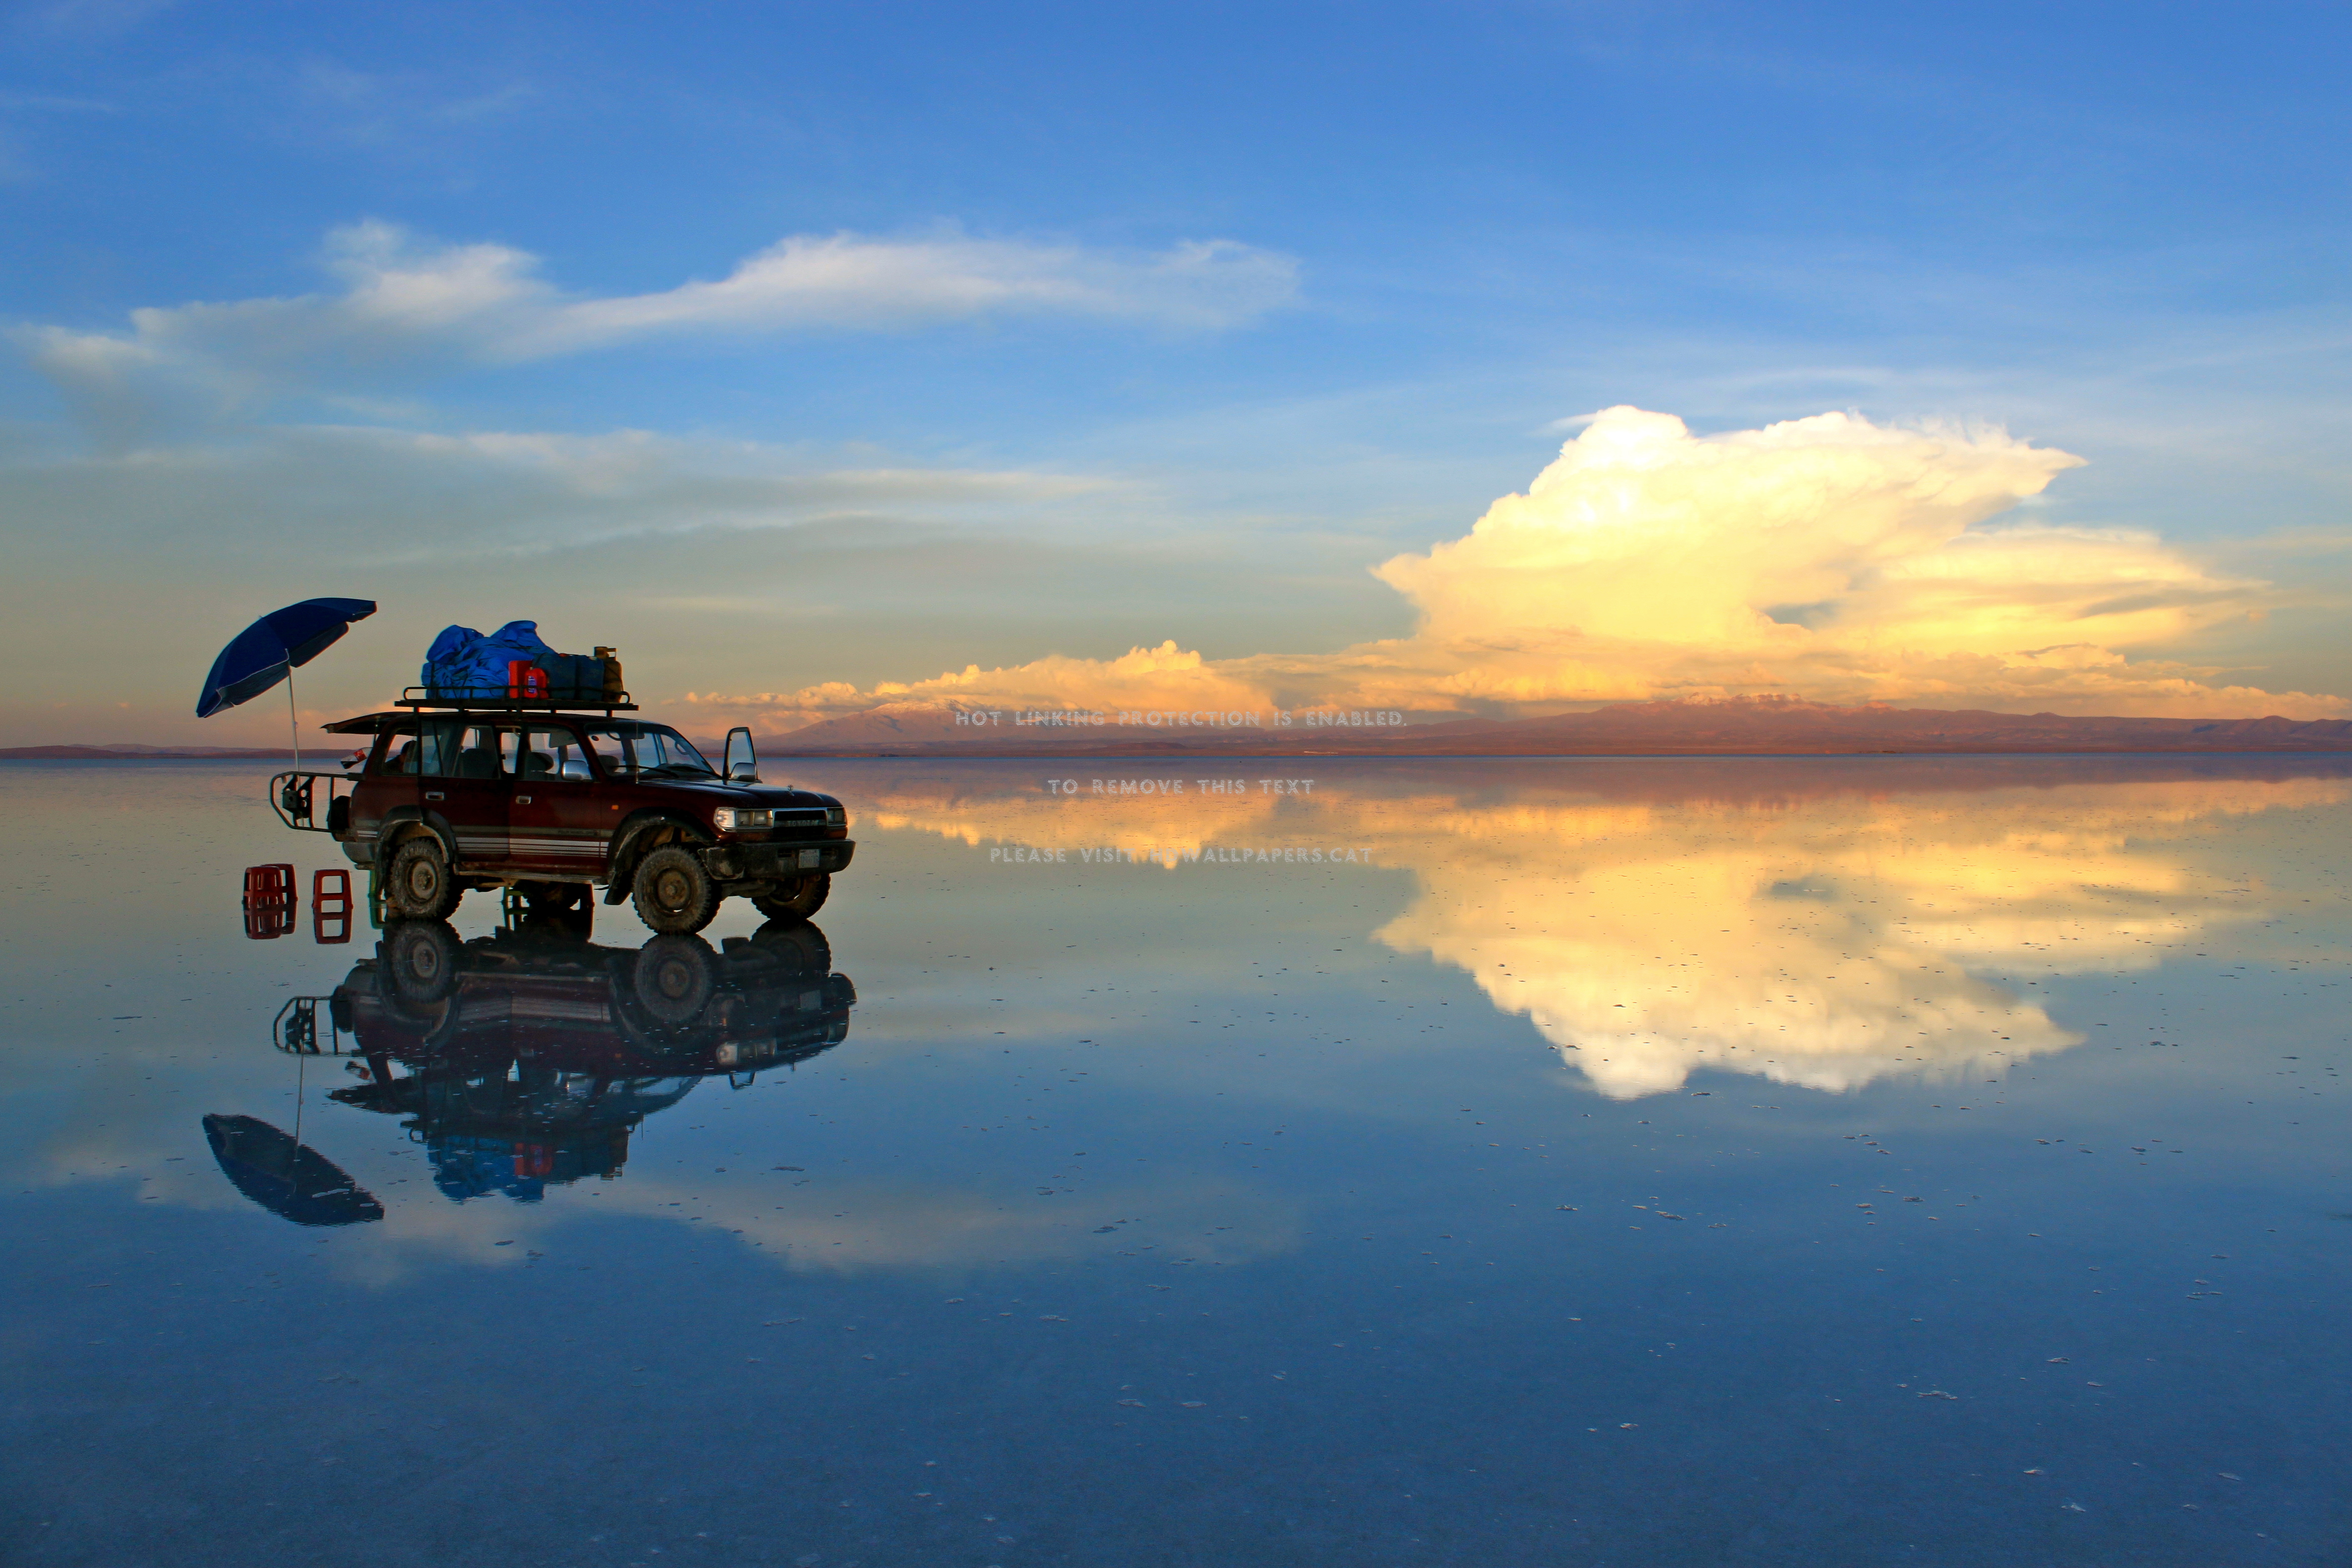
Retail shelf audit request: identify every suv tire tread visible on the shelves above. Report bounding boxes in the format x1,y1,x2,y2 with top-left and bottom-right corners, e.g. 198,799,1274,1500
752,874,829,923
633,844,720,935
386,837,462,920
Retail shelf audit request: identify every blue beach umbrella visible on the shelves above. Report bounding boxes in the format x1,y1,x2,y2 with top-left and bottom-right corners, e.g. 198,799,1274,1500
195,597,376,764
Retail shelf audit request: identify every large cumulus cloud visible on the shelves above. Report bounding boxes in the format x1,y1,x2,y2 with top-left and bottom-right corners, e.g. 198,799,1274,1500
710,406,2339,727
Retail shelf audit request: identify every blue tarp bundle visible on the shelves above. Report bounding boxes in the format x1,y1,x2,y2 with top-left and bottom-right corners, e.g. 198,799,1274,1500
423,621,608,701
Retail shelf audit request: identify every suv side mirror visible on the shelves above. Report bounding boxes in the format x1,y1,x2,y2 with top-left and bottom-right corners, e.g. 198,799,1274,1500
724,726,758,783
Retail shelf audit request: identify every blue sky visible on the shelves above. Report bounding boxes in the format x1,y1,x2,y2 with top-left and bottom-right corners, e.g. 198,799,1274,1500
3,0,2347,742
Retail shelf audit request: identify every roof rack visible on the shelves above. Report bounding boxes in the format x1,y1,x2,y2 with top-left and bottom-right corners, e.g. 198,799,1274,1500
394,687,639,714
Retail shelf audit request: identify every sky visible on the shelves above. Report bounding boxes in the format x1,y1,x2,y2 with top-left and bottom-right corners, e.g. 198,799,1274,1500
2,0,2348,745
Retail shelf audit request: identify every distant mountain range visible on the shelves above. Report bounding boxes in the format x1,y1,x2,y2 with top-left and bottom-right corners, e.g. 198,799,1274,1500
0,744,294,760
757,695,2352,757
14,695,2350,762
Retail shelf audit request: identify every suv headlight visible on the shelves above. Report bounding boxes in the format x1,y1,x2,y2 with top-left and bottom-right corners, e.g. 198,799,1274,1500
825,806,846,828
713,808,771,831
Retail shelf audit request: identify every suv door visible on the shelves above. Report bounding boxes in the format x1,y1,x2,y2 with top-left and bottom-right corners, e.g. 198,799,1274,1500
505,724,612,880
417,719,511,870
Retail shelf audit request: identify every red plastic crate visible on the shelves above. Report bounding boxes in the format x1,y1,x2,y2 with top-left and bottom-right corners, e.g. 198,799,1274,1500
312,868,352,944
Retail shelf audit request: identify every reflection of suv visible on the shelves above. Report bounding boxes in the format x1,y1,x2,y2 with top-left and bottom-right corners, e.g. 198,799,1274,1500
344,917,855,1076
262,917,852,1206
282,699,853,934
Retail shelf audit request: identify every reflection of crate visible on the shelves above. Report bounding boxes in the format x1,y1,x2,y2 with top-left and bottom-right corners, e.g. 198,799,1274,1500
244,864,295,908
313,868,352,945
243,864,297,939
245,903,295,940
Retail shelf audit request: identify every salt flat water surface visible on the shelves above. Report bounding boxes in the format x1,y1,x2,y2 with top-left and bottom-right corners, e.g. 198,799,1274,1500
2,755,2349,1567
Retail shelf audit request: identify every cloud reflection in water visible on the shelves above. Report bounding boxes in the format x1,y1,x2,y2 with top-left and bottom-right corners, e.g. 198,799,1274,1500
848,760,2349,1098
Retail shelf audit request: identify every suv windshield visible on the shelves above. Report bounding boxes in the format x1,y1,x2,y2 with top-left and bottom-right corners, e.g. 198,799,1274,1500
580,724,717,780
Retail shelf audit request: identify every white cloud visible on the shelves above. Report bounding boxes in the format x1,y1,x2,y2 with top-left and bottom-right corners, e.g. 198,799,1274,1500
293,60,539,145
14,220,1300,435
0,411,1140,743
703,406,2347,725
687,638,1271,735
0,418,1105,560
543,233,1297,344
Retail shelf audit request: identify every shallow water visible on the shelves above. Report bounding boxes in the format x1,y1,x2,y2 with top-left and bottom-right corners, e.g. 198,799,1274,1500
3,754,2348,1566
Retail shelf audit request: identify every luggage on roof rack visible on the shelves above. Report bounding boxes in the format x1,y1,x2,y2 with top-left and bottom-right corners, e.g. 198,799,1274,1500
421,622,625,705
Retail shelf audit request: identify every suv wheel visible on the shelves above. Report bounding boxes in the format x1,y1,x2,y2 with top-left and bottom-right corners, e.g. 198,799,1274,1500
633,844,720,935
633,935,717,1025
385,921,460,1004
386,838,461,919
752,873,829,922
749,918,832,976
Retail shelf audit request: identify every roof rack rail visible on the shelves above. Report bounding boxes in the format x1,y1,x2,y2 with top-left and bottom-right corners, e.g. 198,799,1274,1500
394,687,640,714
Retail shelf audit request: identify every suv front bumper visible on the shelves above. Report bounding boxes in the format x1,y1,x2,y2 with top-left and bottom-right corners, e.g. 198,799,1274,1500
701,838,856,883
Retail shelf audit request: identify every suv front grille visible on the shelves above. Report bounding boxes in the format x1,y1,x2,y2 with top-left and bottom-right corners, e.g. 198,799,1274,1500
773,810,830,831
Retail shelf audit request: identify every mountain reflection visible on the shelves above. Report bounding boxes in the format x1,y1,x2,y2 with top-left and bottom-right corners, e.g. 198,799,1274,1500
261,919,853,1207
834,757,2350,1097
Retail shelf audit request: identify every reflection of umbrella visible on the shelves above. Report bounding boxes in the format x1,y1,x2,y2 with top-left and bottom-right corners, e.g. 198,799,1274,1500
195,597,376,765
202,1113,383,1226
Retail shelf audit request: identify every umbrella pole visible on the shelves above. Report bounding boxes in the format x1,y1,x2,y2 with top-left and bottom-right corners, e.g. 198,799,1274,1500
286,665,301,771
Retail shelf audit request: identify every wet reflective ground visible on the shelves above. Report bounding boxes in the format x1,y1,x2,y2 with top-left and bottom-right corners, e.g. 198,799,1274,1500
3,755,2349,1566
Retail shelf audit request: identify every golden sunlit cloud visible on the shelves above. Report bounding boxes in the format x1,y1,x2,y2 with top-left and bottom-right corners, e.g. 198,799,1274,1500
703,640,1271,736
695,406,2341,729
1372,775,2342,1097
831,762,2348,1098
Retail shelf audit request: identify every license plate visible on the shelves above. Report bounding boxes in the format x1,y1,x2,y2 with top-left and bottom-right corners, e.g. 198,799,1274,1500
798,848,822,869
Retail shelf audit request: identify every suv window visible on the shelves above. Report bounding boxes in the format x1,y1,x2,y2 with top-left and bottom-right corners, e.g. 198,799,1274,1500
365,719,702,782
514,727,595,781
579,723,716,780
374,726,421,775
410,721,503,779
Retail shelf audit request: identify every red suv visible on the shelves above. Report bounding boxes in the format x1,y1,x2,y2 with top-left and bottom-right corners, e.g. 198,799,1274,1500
276,701,853,934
